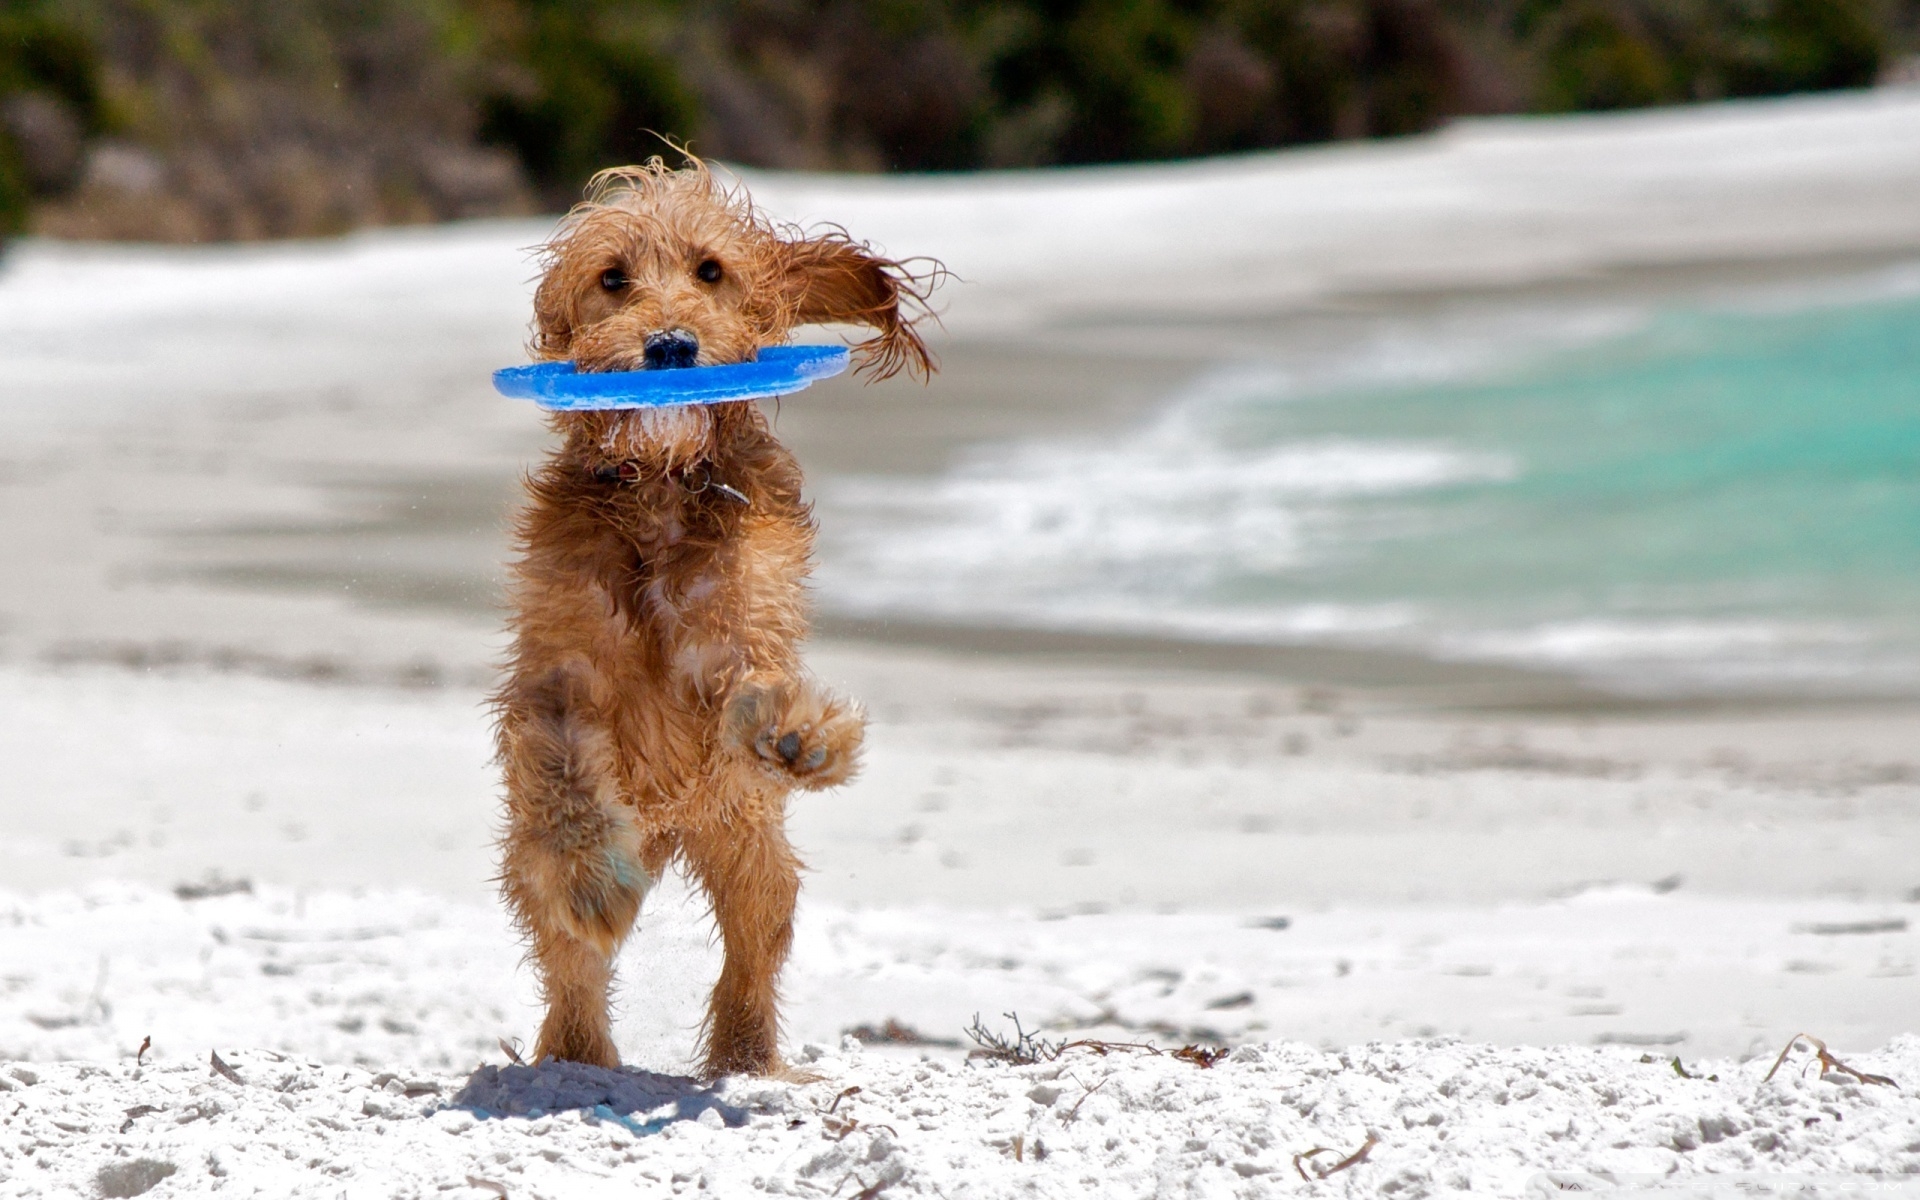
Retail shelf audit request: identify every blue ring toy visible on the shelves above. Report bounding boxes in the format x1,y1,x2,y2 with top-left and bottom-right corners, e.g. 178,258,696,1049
492,344,849,411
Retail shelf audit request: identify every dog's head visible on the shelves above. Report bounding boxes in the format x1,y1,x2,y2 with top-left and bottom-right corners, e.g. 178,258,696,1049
531,157,936,382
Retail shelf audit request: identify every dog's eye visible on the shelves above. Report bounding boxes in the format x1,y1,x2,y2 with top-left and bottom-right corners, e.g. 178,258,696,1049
600,268,628,292
696,258,723,285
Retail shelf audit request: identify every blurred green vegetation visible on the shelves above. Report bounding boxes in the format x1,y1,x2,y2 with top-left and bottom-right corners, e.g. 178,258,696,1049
1521,0,1889,112
1,0,1915,239
0,0,105,232
472,0,1920,189
474,0,698,188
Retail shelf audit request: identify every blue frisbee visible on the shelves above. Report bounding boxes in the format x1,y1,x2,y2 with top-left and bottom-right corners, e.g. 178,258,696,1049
493,344,849,411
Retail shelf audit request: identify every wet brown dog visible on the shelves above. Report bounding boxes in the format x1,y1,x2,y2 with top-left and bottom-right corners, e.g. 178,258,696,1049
494,158,935,1077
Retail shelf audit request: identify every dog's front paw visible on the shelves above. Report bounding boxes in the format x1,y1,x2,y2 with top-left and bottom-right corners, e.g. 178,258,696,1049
725,681,865,790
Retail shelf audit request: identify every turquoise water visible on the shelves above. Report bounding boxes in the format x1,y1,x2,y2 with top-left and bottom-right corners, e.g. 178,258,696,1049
1235,292,1920,689
824,283,1920,696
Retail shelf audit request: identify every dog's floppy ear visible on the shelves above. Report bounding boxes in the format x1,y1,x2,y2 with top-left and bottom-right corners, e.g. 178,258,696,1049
780,234,938,381
530,261,583,360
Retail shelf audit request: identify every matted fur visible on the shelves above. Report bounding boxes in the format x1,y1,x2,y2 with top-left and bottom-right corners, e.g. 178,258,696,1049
494,155,937,1078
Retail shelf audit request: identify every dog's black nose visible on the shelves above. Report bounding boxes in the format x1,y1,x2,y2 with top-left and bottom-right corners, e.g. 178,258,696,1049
643,330,699,370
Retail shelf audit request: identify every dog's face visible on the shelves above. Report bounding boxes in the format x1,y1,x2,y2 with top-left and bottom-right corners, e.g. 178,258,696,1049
532,160,934,382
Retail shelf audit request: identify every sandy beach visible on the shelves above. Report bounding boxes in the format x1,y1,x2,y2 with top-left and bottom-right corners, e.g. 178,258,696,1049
3,89,1919,1196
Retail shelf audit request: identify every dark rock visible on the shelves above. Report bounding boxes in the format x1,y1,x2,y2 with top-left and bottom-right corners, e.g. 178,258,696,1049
1,92,85,194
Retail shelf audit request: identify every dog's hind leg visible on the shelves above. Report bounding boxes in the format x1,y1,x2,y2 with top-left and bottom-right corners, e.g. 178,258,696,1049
497,666,649,1069
680,808,801,1077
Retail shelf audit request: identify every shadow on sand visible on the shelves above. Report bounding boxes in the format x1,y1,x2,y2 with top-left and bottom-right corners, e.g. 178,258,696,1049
451,1060,747,1135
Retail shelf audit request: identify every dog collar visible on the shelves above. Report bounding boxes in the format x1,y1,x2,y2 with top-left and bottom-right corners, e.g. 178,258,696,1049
494,344,849,411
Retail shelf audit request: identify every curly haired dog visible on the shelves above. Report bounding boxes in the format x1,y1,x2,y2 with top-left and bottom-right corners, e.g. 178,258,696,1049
494,158,934,1077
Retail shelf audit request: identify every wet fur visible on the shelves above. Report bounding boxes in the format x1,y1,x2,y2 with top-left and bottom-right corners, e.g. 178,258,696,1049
494,158,935,1077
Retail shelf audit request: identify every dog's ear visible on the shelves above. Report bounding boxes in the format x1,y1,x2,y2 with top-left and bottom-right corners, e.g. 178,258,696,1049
780,235,937,381
530,262,582,360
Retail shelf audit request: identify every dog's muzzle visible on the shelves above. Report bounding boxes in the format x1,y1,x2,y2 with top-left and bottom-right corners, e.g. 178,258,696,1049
642,329,699,370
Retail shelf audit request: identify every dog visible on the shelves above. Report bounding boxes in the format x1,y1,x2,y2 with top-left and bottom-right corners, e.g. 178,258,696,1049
493,158,935,1077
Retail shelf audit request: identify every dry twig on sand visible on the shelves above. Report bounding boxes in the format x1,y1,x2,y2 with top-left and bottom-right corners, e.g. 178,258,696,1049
965,1013,1068,1065
208,1050,244,1085
1062,1075,1109,1122
1072,1037,1169,1058
826,1086,860,1114
1669,1057,1717,1082
836,1173,889,1199
817,1085,896,1143
1763,1033,1897,1088
1294,1132,1380,1181
117,1104,159,1134
134,1035,150,1066
964,1012,1222,1068
1173,1044,1229,1069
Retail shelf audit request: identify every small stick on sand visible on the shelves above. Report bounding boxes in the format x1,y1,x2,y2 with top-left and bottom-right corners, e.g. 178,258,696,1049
118,1104,159,1134
134,1035,150,1066
208,1050,244,1085
1063,1076,1109,1122
1763,1033,1897,1089
965,1012,1172,1065
1173,1044,1228,1069
1293,1132,1380,1181
836,1173,888,1199
826,1086,861,1115
1069,1038,1166,1058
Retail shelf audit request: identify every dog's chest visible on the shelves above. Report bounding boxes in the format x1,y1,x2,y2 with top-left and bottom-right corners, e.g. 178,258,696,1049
597,406,714,466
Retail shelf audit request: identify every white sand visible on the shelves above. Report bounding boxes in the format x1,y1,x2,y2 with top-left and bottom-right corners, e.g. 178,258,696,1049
3,662,1915,1062
4,883,1919,1197
7,1028,1919,1198
0,648,1912,1194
